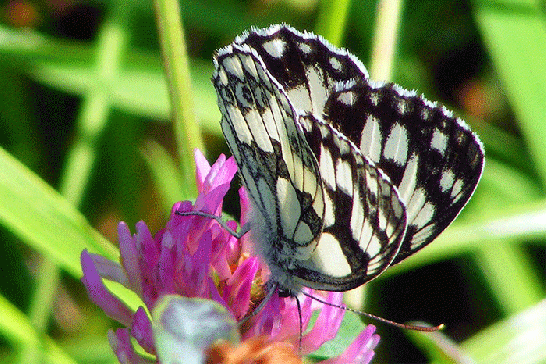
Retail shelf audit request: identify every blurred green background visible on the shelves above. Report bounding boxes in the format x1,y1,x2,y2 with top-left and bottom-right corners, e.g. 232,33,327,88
0,0,545,362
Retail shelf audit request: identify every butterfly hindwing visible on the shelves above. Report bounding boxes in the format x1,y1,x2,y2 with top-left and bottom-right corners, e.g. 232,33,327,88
298,113,406,290
323,81,484,263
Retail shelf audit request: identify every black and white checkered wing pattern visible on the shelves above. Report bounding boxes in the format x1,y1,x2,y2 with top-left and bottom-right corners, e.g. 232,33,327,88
233,24,484,266
214,43,407,293
214,44,324,262
324,81,484,263
298,113,406,290
235,24,368,117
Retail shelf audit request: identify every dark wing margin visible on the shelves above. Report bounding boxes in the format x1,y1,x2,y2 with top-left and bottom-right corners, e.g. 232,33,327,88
234,24,369,117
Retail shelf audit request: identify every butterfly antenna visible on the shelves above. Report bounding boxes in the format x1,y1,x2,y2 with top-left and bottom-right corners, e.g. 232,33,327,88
295,296,303,353
175,210,251,239
302,291,444,332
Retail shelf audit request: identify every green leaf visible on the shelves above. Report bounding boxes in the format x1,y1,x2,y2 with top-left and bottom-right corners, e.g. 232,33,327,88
0,146,117,276
475,2,546,183
0,293,78,364
0,146,143,312
462,300,546,364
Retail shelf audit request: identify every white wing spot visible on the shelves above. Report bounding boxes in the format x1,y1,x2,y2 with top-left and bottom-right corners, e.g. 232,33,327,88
411,224,436,246
223,57,244,79
276,178,300,238
398,154,419,202
329,57,342,71
358,220,374,256
292,156,306,193
431,129,448,155
383,123,408,165
302,165,318,198
298,42,312,54
217,69,229,86
421,107,432,120
320,146,336,190
406,187,426,223
293,223,312,243
369,91,381,106
413,202,436,229
323,192,335,227
261,107,280,141
226,105,252,145
241,54,259,78
262,39,287,58
440,169,455,192
336,90,357,106
451,178,464,202
221,117,241,161
306,66,329,114
311,233,352,277
245,109,273,153
360,115,382,163
395,97,410,115
287,86,312,113
336,159,353,195
350,186,364,242
364,236,382,263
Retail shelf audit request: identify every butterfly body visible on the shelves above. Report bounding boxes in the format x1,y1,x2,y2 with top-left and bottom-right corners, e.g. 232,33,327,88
213,24,484,295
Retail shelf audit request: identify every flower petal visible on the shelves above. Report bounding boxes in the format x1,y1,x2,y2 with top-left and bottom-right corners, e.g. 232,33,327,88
81,250,133,326
118,222,143,296
108,328,153,364
131,307,155,355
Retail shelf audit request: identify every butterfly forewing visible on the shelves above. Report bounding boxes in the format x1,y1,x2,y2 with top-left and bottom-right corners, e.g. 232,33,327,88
214,45,325,265
234,25,368,117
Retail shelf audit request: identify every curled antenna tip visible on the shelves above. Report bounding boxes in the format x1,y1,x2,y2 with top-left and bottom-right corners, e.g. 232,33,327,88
405,321,445,332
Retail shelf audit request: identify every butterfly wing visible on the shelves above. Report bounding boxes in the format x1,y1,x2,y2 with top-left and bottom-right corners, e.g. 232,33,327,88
236,24,484,264
323,81,484,263
214,43,407,292
235,24,368,116
214,44,324,265
298,112,407,290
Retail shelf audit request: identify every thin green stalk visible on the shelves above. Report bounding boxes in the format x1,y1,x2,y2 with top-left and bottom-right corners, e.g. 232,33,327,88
154,0,203,199
369,0,403,81
315,0,352,46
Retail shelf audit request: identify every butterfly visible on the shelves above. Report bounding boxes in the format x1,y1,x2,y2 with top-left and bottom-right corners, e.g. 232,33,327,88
212,24,484,297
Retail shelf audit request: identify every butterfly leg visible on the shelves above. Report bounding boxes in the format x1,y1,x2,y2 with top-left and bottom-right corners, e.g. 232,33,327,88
175,210,251,239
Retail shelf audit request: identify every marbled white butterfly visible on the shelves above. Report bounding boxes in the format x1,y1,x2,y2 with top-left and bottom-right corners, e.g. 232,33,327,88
213,24,484,297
